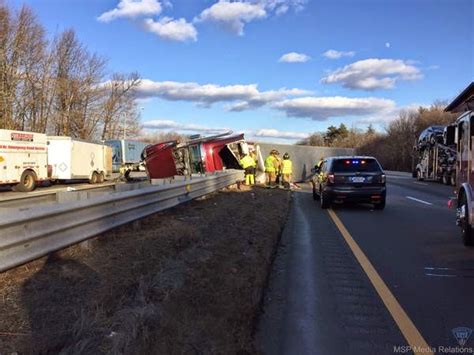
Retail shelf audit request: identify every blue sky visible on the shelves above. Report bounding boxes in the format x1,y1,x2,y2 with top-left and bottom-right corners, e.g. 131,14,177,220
10,0,474,142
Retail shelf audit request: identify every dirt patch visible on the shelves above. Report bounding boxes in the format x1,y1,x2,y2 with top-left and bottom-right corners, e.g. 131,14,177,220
0,186,290,354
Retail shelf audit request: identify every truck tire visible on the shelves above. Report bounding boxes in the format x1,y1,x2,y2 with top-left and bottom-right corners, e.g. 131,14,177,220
460,193,474,246
97,172,105,183
14,170,37,192
89,172,98,184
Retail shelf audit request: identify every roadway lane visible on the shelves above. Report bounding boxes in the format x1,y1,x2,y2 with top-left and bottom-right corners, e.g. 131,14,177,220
257,174,474,354
335,174,474,351
257,186,407,355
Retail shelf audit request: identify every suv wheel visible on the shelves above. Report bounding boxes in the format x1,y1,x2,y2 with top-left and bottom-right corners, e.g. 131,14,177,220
374,197,386,210
320,189,330,209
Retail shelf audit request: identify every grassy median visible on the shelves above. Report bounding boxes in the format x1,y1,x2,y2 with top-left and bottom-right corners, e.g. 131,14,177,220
0,185,290,354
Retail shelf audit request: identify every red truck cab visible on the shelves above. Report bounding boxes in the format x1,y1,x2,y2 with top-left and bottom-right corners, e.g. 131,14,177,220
143,133,246,179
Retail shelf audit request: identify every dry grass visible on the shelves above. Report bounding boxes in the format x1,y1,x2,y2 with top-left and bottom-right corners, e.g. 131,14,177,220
0,186,290,354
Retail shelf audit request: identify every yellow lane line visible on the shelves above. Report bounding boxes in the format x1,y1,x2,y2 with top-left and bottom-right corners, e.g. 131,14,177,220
327,209,433,355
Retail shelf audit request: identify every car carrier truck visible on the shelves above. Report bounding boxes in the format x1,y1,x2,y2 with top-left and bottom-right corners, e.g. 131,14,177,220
414,139,456,185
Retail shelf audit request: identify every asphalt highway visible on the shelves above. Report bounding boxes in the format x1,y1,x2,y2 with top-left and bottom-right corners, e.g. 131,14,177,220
257,173,474,355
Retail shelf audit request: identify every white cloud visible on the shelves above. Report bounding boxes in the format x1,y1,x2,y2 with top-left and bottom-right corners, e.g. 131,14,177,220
253,128,309,139
279,52,311,63
98,0,163,22
322,49,355,59
143,17,197,42
355,103,426,125
195,1,266,35
195,0,307,35
321,58,423,90
143,119,229,134
273,96,396,121
259,0,307,14
134,79,310,110
385,42,391,48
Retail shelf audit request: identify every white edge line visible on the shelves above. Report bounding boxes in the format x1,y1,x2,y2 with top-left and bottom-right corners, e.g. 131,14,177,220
406,196,433,206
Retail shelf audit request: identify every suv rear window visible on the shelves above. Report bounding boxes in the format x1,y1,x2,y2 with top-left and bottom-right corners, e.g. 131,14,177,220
332,158,382,173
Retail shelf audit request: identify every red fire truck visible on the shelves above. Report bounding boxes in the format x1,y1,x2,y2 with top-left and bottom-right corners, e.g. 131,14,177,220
445,82,474,246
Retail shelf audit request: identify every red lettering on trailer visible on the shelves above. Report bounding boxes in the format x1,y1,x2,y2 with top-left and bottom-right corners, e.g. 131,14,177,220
11,132,34,142
0,145,46,151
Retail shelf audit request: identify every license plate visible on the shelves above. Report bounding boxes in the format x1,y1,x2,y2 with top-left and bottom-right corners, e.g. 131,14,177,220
351,177,365,183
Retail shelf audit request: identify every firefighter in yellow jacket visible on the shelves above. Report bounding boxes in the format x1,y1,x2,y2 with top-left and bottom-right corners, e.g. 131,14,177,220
281,153,293,189
240,152,256,185
264,150,279,187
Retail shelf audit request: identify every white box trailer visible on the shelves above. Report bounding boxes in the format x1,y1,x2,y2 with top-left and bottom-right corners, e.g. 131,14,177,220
47,136,112,184
0,129,49,191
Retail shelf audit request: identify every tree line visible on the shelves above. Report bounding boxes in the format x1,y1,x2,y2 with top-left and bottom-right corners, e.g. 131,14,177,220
0,3,141,140
298,102,458,172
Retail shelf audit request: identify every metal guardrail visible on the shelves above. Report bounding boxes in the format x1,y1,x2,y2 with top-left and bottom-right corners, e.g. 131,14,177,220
0,170,244,272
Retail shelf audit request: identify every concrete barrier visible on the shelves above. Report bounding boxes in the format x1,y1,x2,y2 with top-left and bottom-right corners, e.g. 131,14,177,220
255,142,355,181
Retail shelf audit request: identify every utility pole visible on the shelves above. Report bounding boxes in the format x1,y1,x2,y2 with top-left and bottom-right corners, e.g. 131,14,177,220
123,112,126,140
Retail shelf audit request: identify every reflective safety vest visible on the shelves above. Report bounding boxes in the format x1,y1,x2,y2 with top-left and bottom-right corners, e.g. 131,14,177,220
282,159,292,174
240,155,256,169
265,155,276,172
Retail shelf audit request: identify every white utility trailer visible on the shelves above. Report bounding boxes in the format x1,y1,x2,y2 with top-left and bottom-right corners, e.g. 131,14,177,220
47,136,112,184
0,129,49,191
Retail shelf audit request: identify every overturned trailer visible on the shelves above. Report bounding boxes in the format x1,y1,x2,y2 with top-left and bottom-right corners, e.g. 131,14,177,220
143,132,246,179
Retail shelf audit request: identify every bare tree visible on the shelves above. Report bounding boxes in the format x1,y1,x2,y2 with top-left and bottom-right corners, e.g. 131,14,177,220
99,72,141,140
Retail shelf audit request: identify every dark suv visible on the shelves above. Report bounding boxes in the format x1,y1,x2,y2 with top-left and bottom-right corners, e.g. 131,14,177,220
312,156,386,209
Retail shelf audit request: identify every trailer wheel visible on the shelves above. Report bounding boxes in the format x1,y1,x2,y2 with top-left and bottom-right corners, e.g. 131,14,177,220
15,170,37,192
89,172,99,184
460,193,474,246
97,172,105,183
442,172,449,185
